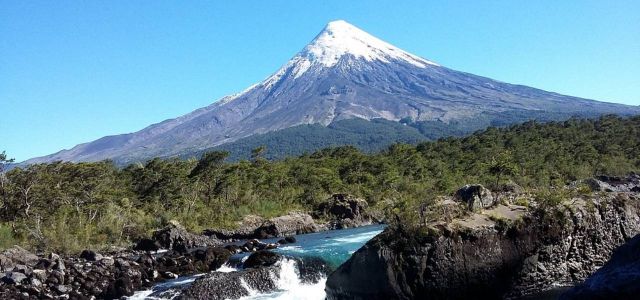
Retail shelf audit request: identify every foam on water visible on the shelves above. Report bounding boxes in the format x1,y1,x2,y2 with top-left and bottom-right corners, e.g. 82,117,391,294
238,259,326,300
128,224,385,299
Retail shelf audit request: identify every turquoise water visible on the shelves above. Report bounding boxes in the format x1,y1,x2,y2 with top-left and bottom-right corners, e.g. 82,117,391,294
259,224,386,268
129,224,386,299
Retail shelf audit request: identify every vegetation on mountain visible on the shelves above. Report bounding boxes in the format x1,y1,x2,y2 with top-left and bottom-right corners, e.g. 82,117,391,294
0,115,638,253
192,110,599,161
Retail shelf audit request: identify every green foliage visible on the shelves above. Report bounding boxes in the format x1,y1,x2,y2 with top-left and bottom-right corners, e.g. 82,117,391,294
0,223,17,250
0,115,639,253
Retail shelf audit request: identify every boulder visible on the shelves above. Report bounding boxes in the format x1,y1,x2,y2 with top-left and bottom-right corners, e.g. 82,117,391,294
151,220,221,252
454,184,495,211
315,194,373,229
561,234,640,299
178,266,279,300
203,215,266,241
0,246,38,272
582,174,640,193
48,253,65,271
192,247,232,271
224,244,242,254
2,271,27,284
31,269,48,282
79,250,103,262
243,251,281,269
133,238,162,252
253,212,318,239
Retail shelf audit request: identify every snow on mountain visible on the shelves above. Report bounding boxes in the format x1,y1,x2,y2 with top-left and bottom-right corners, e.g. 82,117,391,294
23,20,639,165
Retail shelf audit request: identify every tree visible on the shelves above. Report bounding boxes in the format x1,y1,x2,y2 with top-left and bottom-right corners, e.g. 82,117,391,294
487,151,519,187
0,151,15,219
251,146,266,162
189,151,229,204
0,151,14,173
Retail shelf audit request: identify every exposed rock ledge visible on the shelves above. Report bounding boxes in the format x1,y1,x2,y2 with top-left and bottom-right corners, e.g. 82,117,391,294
325,178,640,300
562,233,640,299
204,194,374,241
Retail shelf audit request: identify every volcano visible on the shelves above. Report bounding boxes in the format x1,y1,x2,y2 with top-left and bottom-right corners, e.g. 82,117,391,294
25,20,639,164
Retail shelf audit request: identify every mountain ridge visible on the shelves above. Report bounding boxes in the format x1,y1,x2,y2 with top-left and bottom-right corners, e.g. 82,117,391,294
23,20,640,165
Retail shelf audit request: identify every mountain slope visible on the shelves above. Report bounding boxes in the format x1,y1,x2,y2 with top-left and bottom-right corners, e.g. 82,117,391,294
25,20,639,165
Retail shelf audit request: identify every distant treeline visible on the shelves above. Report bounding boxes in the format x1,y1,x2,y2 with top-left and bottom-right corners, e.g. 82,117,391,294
0,115,638,253
181,110,599,162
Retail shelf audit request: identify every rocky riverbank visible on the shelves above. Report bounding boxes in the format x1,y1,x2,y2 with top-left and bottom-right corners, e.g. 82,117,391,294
325,175,640,299
0,193,374,299
203,193,376,242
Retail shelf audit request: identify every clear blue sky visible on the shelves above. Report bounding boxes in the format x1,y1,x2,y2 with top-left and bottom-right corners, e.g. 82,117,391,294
2,1,639,162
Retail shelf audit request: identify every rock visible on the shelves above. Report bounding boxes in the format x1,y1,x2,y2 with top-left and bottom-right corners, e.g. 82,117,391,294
561,234,640,299
79,250,103,262
31,269,48,282
101,276,134,299
581,174,640,193
265,243,278,250
326,190,640,300
243,251,281,269
498,181,524,194
100,257,115,267
203,215,266,241
192,247,232,271
285,236,296,243
29,277,42,287
224,244,242,254
315,194,373,229
12,264,31,276
454,184,495,211
254,212,318,239
49,269,65,285
206,212,319,241
178,266,279,300
55,284,70,294
293,256,332,284
2,271,27,284
49,253,65,271
0,246,39,272
152,221,221,252
277,239,288,245
133,238,162,252
162,271,178,279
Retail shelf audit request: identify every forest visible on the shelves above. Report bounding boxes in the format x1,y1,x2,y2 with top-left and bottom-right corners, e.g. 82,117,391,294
0,115,638,253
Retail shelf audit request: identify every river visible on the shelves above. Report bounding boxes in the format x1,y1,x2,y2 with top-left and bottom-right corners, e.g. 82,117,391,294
128,224,386,299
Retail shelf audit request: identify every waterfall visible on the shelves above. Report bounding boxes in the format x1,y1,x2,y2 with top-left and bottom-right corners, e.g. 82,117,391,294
239,258,326,300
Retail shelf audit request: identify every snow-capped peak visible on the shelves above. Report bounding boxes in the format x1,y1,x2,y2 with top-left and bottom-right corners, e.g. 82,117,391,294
299,20,438,68
259,20,439,89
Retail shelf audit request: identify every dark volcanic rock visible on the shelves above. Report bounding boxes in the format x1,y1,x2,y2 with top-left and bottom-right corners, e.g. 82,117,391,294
326,189,640,300
0,243,232,299
192,247,232,272
205,212,319,240
2,272,27,284
582,174,640,193
562,233,640,299
0,246,38,272
178,266,279,300
243,251,281,269
152,221,221,251
133,238,162,252
79,249,103,261
316,194,373,229
453,184,495,211
253,212,318,239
